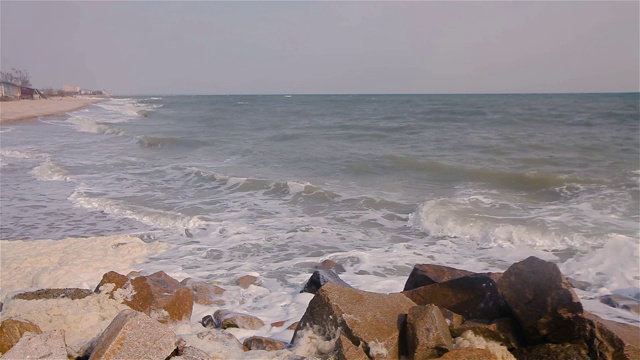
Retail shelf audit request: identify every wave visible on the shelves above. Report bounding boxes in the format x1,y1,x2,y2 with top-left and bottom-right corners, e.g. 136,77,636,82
137,135,184,148
67,116,128,136
30,160,73,182
0,149,50,161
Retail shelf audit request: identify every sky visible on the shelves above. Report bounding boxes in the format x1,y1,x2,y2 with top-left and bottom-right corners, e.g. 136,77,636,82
1,1,638,95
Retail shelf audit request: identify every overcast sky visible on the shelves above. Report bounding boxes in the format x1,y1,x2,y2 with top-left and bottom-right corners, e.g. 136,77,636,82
1,1,638,95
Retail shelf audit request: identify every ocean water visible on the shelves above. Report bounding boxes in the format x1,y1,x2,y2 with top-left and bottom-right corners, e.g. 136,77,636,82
1,94,639,332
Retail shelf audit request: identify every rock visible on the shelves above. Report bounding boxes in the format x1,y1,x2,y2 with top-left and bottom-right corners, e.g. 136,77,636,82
511,343,590,360
201,315,216,328
403,275,508,320
186,281,225,306
292,282,417,359
403,264,474,291
12,288,93,300
243,336,288,351
95,271,128,294
179,346,211,360
437,348,498,359
287,322,299,330
236,275,259,289
599,294,640,315
567,277,591,291
450,318,523,350
213,309,265,330
583,311,640,360
1,329,67,360
497,256,587,344
406,304,453,359
196,330,247,351
440,308,464,328
0,318,43,355
301,269,351,294
316,259,346,274
334,334,369,360
97,270,194,323
271,320,287,327
89,309,177,360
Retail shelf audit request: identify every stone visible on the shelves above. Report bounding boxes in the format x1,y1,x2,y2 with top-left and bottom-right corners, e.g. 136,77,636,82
316,259,346,273
243,336,288,351
599,294,640,315
334,334,369,360
179,346,211,360
202,315,216,328
403,264,474,291
292,282,417,359
0,318,43,355
450,318,523,350
89,309,177,360
301,269,351,294
406,304,453,359
95,271,128,294
12,288,93,300
511,343,590,360
188,281,225,306
237,275,259,288
437,348,498,359
195,330,247,352
213,309,265,330
440,308,464,328
583,311,640,360
403,275,508,320
497,256,587,344
1,329,67,360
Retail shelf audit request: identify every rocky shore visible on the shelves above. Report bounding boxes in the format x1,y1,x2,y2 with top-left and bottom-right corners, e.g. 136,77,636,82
0,256,638,359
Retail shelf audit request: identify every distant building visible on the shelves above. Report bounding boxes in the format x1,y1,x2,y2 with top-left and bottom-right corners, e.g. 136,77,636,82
0,81,21,100
20,86,42,100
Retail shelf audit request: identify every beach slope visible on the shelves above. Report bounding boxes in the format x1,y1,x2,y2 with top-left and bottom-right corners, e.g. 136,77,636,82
0,97,103,124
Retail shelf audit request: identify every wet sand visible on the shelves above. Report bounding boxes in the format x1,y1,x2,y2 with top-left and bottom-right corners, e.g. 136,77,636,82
0,97,104,124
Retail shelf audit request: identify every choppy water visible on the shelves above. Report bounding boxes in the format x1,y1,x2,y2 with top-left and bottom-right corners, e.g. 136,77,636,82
1,94,639,324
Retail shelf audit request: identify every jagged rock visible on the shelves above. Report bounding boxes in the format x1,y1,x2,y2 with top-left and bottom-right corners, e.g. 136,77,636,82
301,269,351,294
95,271,128,295
97,270,194,323
178,346,211,360
196,330,247,352
292,282,417,359
334,334,369,360
89,309,177,360
237,275,259,288
437,348,498,359
0,318,43,354
403,275,508,320
450,318,523,350
497,256,587,344
1,329,67,360
583,311,640,360
316,259,346,274
599,294,640,315
184,280,225,306
406,304,453,359
12,288,93,300
440,308,464,328
287,321,299,330
201,315,216,328
213,309,265,330
403,264,474,291
511,343,590,359
243,335,287,351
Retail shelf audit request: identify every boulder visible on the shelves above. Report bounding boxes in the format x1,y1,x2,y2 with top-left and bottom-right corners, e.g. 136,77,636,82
0,318,43,355
440,308,464,328
178,346,211,360
403,275,508,320
583,311,640,360
292,282,417,359
95,271,129,294
1,329,67,360
437,348,498,360
236,275,259,289
511,343,590,360
12,288,93,300
316,259,346,273
301,269,351,294
406,304,453,359
243,336,288,351
599,294,640,315
403,264,474,291
89,309,177,360
334,334,369,360
497,256,586,344
450,318,523,350
195,330,247,352
213,309,265,330
184,280,225,306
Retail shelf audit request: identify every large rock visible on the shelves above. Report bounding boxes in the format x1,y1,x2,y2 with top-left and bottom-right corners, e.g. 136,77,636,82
0,318,43,355
195,330,247,352
213,309,265,330
182,280,225,306
334,334,369,360
437,348,498,360
97,270,194,323
450,318,523,350
511,342,590,360
406,304,453,359
403,264,474,291
292,282,417,359
1,329,67,360
243,335,287,351
302,269,351,294
12,288,93,300
497,256,586,344
403,275,508,320
583,311,640,360
89,309,177,360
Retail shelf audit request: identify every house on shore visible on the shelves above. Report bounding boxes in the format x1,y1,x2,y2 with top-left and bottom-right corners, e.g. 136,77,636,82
0,81,21,100
20,86,42,100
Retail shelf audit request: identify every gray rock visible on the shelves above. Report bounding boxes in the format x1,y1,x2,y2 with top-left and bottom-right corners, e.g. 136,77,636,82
213,309,265,330
403,264,474,291
301,269,351,294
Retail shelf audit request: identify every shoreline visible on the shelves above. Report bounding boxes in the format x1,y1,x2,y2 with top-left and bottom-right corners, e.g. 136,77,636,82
0,97,106,124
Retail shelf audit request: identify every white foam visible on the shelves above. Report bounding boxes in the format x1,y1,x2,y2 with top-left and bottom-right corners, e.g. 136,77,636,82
67,116,127,136
30,160,72,182
0,148,50,161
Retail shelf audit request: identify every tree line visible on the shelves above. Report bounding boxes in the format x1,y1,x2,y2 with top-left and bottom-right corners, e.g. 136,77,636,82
0,68,32,87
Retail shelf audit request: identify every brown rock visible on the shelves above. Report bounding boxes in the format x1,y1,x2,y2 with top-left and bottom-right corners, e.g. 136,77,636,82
403,275,508,320
440,308,464,328
497,256,586,344
196,330,247,352
334,334,369,360
583,311,640,360
287,321,299,330
1,329,67,360
95,271,128,294
292,282,417,359
213,309,265,330
437,348,498,359
243,336,287,351
89,309,177,360
0,318,43,355
179,346,211,360
403,264,474,291
316,259,346,274
511,343,590,360
450,318,523,350
271,320,286,328
187,281,225,306
12,288,93,300
301,269,351,294
237,275,259,288
406,304,453,359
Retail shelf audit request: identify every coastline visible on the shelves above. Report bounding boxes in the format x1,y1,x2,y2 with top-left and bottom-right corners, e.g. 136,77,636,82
0,97,105,124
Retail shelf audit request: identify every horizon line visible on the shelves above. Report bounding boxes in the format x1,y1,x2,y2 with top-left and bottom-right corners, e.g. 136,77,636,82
114,91,640,97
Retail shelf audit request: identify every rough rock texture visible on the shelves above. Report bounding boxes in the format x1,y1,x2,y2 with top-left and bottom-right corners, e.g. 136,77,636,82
334,334,369,360
178,346,211,360
511,342,590,360
406,304,452,359
450,318,523,350
302,269,351,294
1,329,67,360
403,264,474,291
292,282,417,359
188,281,225,306
195,330,247,352
12,288,93,300
213,309,265,330
403,275,508,320
89,309,177,360
437,348,498,359
0,318,43,355
243,335,288,351
316,259,346,274
584,311,640,360
440,308,464,328
497,256,586,344
236,275,259,289
95,271,128,294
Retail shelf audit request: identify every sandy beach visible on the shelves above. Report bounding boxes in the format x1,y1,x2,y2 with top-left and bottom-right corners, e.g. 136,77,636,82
0,97,104,124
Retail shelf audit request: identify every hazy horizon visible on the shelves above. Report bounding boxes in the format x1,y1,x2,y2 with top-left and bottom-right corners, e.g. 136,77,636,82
2,1,638,95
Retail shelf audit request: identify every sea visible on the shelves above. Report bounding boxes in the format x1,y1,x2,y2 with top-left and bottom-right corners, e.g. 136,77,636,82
1,93,639,337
